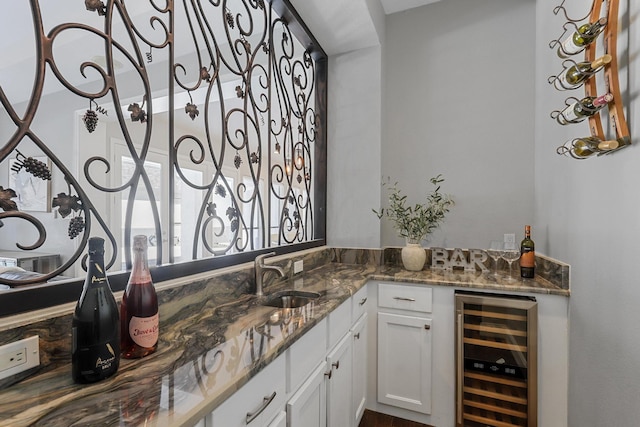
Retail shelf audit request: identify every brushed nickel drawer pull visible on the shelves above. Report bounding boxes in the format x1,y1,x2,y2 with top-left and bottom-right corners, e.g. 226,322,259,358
393,296,416,302
246,391,277,424
324,370,332,379
359,297,368,305
332,360,340,370
424,324,431,330
354,332,360,339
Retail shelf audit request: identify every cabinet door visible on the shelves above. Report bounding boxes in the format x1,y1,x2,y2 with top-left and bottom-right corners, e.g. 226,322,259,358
326,332,353,427
287,361,327,427
267,411,287,427
351,313,368,426
377,312,432,414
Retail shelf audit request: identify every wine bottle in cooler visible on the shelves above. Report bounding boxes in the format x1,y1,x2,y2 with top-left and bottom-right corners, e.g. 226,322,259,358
72,237,120,383
557,54,611,88
520,225,535,279
121,235,159,359
558,93,612,124
557,17,607,58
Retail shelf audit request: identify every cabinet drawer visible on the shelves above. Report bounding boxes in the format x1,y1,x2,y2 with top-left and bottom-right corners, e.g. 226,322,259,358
212,355,286,427
351,285,369,322
287,318,327,393
378,283,432,313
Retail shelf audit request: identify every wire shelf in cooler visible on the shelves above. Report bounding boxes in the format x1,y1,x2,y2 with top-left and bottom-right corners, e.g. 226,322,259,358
464,309,527,323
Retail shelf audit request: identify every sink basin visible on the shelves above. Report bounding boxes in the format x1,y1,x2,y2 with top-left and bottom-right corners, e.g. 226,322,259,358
262,290,321,308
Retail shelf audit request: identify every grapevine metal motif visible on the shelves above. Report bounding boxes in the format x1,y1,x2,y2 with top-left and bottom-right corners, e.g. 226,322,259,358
0,0,326,288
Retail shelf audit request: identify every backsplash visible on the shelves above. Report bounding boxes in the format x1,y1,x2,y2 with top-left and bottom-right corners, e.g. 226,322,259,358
0,245,568,389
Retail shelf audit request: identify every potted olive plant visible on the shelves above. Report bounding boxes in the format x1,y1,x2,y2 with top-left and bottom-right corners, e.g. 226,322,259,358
374,175,454,271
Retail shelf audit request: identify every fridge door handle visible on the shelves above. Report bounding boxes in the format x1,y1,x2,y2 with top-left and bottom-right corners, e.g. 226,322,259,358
457,312,463,426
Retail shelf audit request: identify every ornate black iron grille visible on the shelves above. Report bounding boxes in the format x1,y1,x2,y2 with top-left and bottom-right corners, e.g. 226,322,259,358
0,0,327,295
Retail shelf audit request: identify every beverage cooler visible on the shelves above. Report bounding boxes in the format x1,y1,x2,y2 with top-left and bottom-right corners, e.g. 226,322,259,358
455,291,537,427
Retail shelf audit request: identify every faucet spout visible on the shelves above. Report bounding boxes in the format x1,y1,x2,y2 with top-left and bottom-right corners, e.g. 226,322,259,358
254,252,286,296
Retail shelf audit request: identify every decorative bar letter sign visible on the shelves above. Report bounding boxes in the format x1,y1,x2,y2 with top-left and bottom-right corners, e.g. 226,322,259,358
430,248,489,272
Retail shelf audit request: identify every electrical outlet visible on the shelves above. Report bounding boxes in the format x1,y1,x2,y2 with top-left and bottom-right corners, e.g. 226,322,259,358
294,260,304,274
504,233,516,244
0,336,39,380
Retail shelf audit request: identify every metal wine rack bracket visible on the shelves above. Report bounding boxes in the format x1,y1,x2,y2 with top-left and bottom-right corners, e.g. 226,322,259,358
550,0,631,158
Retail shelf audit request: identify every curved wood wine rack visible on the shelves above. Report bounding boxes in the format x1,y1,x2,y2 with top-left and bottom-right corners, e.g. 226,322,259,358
550,0,630,159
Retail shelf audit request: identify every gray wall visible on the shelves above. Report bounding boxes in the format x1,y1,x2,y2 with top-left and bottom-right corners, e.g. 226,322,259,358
534,0,640,425
382,0,536,249
327,46,383,248
326,0,640,423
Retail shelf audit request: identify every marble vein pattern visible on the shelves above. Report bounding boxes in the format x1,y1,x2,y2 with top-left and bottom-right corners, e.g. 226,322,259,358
0,247,569,426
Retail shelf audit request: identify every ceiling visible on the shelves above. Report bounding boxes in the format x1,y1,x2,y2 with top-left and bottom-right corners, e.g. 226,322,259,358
379,0,443,15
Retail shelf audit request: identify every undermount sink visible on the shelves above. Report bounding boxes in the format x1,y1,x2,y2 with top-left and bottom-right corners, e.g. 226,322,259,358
262,290,321,308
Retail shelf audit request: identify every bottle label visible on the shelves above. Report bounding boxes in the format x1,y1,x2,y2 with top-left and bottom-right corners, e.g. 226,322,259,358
129,313,159,348
560,36,581,56
560,103,580,123
75,341,119,375
520,249,535,268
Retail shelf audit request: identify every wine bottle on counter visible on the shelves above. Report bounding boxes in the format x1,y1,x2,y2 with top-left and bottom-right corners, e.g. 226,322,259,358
121,235,159,359
557,54,611,88
558,93,613,124
72,237,120,383
557,17,607,58
520,225,535,279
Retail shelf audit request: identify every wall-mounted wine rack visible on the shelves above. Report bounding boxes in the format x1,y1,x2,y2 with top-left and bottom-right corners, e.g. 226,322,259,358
548,0,631,159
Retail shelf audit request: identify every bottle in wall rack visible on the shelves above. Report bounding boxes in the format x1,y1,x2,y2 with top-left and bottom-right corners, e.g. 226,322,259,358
520,225,535,279
557,17,607,59
557,93,613,124
557,54,611,89
72,237,120,383
560,136,629,158
121,235,159,359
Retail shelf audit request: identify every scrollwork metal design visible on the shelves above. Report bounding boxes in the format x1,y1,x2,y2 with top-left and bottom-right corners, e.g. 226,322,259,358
0,0,326,291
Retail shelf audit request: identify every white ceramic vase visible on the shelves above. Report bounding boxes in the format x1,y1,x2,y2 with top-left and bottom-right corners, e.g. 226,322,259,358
401,241,426,271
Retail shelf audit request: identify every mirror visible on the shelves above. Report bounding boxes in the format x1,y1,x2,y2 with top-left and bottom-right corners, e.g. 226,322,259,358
0,0,327,314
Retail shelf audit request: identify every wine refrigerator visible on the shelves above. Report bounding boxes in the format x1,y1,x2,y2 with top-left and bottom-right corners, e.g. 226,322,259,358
455,291,537,427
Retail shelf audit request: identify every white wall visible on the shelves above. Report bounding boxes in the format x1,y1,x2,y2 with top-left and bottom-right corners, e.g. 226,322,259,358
534,0,640,425
382,0,536,249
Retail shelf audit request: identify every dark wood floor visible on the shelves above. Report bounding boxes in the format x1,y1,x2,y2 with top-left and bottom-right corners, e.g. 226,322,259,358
358,409,434,427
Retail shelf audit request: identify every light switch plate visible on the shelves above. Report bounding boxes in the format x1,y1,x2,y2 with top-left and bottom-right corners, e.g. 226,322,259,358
294,260,304,274
0,336,39,380
504,233,516,244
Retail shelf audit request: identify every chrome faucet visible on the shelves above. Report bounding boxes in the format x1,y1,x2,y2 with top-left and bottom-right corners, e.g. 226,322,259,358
254,252,286,296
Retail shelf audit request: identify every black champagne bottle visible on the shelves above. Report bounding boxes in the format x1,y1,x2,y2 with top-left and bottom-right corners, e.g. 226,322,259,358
72,237,120,383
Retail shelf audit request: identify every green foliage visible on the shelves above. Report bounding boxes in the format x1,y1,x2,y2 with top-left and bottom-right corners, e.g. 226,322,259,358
373,175,454,243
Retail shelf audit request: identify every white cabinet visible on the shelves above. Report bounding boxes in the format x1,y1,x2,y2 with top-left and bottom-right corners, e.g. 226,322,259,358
377,283,433,415
351,313,368,426
211,355,287,427
287,361,327,427
267,411,287,427
286,284,369,427
326,332,353,427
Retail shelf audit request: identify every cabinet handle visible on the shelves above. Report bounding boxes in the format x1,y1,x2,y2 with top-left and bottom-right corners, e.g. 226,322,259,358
354,332,360,340
424,324,431,330
324,370,332,379
332,360,340,370
246,391,277,424
359,297,368,305
393,296,415,302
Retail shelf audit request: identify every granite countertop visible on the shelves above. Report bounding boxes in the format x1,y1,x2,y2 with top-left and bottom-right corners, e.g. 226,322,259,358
0,260,568,427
